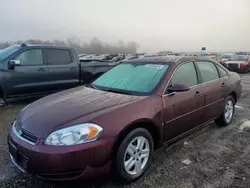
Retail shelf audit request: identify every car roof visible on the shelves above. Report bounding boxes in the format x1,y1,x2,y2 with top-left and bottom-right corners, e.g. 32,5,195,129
125,56,217,65
21,44,73,50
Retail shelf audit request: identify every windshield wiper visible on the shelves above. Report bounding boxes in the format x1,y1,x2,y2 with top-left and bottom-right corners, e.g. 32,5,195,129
86,83,99,90
87,84,133,95
102,88,133,95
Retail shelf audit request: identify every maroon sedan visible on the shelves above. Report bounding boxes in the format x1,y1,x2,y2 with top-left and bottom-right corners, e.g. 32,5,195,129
8,57,242,183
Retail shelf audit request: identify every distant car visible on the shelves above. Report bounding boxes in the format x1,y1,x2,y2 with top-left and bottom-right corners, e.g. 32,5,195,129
209,56,226,67
111,56,120,62
78,54,87,58
144,54,159,58
220,54,233,61
124,55,138,61
8,56,241,183
225,55,250,73
199,53,212,57
173,53,183,56
80,54,99,60
106,54,119,60
236,52,249,56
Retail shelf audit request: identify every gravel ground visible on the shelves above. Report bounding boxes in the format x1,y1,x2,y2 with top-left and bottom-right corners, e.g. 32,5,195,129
1,74,250,188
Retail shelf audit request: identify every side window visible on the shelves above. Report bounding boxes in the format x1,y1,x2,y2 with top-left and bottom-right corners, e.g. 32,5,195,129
196,62,219,83
170,62,198,87
46,49,72,65
14,49,43,65
217,65,228,77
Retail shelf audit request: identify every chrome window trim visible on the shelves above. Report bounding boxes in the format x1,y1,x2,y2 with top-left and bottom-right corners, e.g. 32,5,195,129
12,123,36,145
162,61,227,97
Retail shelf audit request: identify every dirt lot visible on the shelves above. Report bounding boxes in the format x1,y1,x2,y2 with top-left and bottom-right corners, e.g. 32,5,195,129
1,74,250,188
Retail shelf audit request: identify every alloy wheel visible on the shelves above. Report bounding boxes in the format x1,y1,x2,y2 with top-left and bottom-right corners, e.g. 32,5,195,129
124,136,150,175
224,100,234,123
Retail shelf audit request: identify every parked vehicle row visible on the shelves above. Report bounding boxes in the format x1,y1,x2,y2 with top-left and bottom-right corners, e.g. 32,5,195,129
222,55,250,73
0,44,117,105
198,54,250,74
8,56,242,183
79,54,126,62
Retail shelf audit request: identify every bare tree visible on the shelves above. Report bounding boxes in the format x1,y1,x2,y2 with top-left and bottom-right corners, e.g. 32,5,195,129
0,38,139,54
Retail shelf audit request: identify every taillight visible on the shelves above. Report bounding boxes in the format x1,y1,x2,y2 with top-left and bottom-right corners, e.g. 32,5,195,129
240,64,246,70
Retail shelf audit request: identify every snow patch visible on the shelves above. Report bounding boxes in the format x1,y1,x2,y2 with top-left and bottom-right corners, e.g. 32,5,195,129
182,159,192,165
235,105,245,110
238,120,250,131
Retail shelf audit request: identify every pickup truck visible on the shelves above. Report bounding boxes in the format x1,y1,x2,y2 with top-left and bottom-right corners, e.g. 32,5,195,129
0,44,117,105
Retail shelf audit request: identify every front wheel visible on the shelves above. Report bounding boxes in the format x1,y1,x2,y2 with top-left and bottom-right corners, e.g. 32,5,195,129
114,128,154,183
215,96,235,126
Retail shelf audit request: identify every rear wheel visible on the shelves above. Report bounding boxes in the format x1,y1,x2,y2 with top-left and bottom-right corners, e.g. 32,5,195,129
114,128,154,183
215,96,235,126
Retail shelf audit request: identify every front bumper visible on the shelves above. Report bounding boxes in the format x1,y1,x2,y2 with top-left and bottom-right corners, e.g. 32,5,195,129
226,64,247,72
8,127,113,181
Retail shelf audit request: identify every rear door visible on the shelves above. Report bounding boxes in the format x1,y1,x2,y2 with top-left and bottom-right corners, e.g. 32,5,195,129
162,62,205,141
195,61,225,122
5,48,49,97
44,48,80,91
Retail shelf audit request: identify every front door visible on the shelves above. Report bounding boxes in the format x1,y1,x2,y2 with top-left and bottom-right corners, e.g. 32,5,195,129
162,62,205,141
5,48,49,97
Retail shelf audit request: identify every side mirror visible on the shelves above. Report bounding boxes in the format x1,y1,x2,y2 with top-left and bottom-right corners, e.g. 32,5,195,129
167,84,190,93
8,60,20,69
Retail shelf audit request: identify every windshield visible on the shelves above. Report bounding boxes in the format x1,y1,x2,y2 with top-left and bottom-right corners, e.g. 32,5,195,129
92,62,170,95
0,45,20,61
230,55,249,61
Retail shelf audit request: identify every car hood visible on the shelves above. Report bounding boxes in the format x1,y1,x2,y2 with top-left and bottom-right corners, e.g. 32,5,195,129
16,86,146,138
226,61,247,64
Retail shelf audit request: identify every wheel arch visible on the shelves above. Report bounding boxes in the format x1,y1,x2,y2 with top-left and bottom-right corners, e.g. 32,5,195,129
111,119,161,159
229,91,237,103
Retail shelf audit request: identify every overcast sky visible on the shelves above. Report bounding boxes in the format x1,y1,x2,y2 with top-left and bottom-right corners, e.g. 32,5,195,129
0,0,250,52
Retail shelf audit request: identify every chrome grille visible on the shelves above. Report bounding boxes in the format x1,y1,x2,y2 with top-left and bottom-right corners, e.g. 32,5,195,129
228,64,238,68
14,122,38,144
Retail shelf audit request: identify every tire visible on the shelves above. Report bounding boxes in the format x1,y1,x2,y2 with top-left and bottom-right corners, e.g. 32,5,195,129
244,67,248,73
0,90,5,107
114,128,154,183
0,98,5,107
215,95,235,126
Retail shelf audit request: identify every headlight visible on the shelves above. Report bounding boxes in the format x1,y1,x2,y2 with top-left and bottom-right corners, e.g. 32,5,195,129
44,123,103,146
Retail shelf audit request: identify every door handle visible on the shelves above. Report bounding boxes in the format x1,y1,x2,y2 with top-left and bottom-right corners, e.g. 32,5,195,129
70,67,77,71
221,83,226,87
195,91,202,96
37,68,46,72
